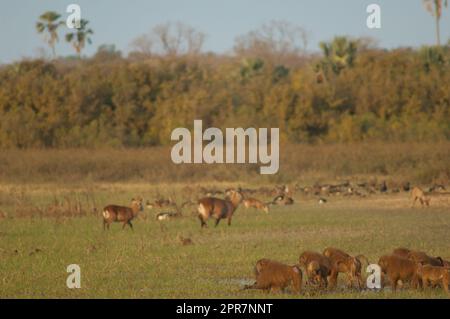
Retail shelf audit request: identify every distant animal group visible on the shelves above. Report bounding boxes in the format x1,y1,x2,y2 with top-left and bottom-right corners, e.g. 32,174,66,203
101,185,295,230
244,247,450,296
99,185,449,296
100,185,436,230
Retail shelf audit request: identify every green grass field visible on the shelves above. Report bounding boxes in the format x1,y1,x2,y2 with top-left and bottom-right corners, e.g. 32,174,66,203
1,183,449,299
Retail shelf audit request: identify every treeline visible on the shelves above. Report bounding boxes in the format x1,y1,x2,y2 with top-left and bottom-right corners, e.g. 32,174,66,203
0,40,449,148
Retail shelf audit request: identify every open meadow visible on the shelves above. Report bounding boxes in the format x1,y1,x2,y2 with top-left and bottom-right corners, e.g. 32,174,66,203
0,145,449,299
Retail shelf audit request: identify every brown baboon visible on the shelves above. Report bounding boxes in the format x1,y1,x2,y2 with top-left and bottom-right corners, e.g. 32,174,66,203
299,251,333,288
407,251,444,267
416,264,450,295
254,258,272,276
392,247,411,259
306,260,329,288
442,259,450,267
411,187,430,207
323,247,369,289
378,255,421,291
244,259,302,294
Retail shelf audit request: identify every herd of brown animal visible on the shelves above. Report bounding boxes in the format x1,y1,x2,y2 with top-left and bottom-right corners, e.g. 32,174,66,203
244,247,450,296
100,185,435,231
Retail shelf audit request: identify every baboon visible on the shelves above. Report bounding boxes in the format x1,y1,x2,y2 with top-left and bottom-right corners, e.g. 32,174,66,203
102,197,143,230
306,260,329,288
254,258,271,276
299,251,333,288
323,247,369,289
411,187,430,207
242,198,269,213
407,251,444,267
441,259,450,267
392,247,411,259
244,259,302,294
416,264,450,295
378,255,421,291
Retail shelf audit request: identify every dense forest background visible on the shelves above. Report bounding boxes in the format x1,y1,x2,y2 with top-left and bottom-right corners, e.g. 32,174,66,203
0,21,449,148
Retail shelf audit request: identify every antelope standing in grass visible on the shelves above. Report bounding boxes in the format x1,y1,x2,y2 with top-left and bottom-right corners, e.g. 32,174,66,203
242,198,269,213
197,189,243,228
411,187,431,207
102,197,143,230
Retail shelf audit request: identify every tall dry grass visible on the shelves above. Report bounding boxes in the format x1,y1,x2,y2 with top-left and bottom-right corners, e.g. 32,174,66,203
0,142,448,185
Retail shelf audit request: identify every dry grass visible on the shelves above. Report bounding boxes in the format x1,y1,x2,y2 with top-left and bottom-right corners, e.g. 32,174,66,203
0,142,449,185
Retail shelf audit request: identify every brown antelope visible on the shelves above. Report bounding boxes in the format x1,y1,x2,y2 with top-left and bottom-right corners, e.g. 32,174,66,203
242,198,269,213
411,187,430,207
102,197,143,230
197,188,243,228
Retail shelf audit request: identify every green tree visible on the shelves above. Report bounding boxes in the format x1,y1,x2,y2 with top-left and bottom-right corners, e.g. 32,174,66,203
65,19,94,56
317,36,358,77
35,11,63,57
423,0,448,46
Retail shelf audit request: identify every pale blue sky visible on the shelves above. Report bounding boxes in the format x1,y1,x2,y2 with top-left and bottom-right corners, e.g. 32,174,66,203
1,0,449,63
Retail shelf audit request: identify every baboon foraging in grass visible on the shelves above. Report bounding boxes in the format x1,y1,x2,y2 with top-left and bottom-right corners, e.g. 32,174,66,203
254,258,271,276
378,255,421,291
407,250,444,267
299,251,333,288
306,260,328,288
411,187,430,207
416,264,450,295
442,259,450,267
323,247,369,289
102,197,143,230
245,259,302,294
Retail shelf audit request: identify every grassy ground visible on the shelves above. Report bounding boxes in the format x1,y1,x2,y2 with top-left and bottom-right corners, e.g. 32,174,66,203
0,183,449,298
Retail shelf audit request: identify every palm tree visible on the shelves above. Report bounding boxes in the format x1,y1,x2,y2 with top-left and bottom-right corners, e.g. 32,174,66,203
317,36,358,76
36,11,63,57
423,0,448,46
65,19,94,56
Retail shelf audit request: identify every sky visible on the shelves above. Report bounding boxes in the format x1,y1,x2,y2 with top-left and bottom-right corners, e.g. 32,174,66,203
0,0,449,63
